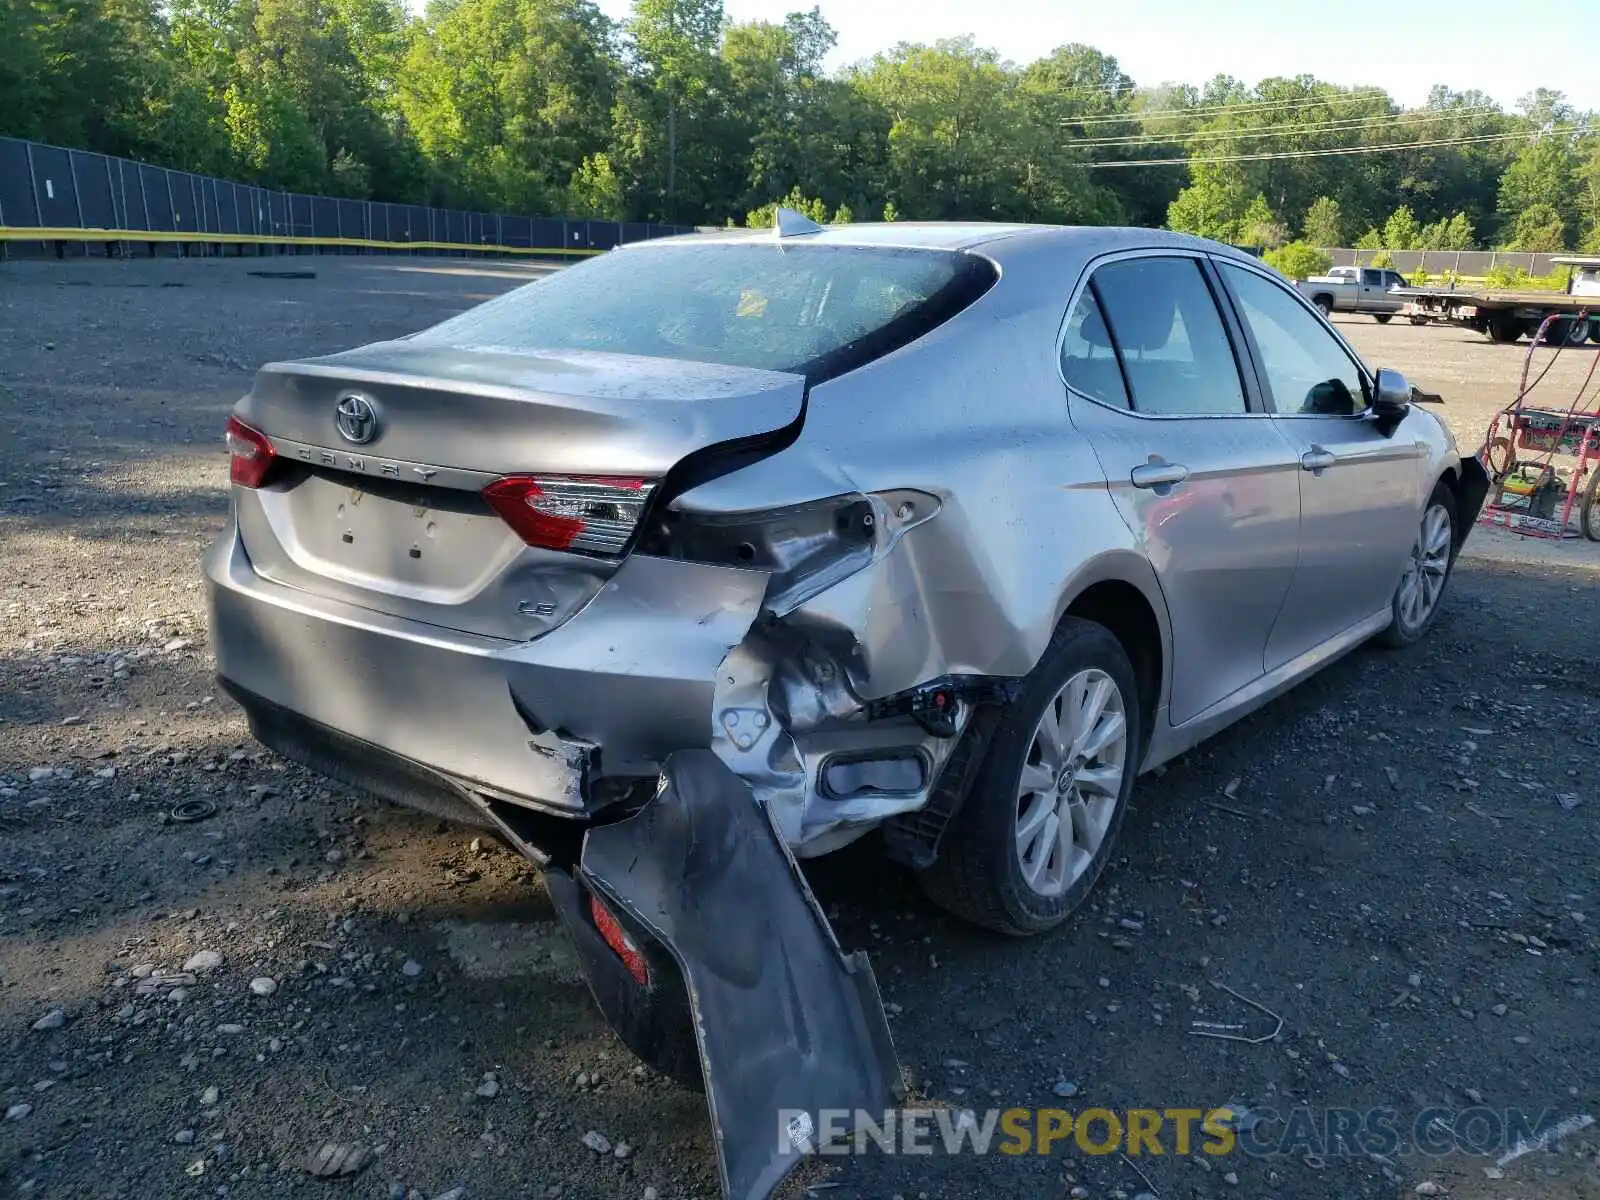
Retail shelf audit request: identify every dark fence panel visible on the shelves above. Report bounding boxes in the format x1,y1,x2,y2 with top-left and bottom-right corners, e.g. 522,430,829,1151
219,180,243,235
29,143,80,227
169,172,199,233
0,139,39,227
529,218,563,249
117,160,148,230
288,194,313,238
72,151,116,229
337,199,366,240
311,196,338,238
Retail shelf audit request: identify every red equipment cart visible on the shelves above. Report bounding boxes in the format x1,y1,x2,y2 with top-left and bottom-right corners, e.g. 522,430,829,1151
1480,311,1600,541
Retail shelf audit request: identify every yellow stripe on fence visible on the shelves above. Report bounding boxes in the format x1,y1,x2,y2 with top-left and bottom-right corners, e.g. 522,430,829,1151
0,225,607,257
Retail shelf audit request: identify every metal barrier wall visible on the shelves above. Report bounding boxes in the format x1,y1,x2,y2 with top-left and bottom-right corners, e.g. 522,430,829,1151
1325,247,1566,277
0,137,692,257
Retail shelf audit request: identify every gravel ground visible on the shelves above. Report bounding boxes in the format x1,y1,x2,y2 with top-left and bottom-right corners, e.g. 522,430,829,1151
1,257,1598,1200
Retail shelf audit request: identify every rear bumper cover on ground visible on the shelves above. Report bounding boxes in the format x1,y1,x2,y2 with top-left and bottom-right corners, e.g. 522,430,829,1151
1457,454,1491,533
562,751,902,1200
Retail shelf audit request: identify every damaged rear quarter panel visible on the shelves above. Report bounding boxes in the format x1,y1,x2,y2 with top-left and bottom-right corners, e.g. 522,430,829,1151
674,238,1159,704
677,238,1179,852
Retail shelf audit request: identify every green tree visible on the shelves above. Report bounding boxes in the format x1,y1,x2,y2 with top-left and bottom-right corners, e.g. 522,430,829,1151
1497,137,1577,245
1382,205,1421,250
399,0,616,212
1237,193,1286,247
745,186,828,227
1578,140,1600,251
611,0,731,222
1262,240,1332,280
567,153,627,218
1166,163,1251,241
1302,196,1343,246
1506,202,1567,251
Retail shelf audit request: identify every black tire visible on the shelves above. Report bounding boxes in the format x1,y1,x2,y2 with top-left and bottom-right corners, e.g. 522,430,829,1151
1581,469,1600,543
1542,318,1586,346
1313,296,1333,317
1377,482,1459,649
1590,321,1600,345
1487,313,1522,344
1374,313,1393,324
918,618,1142,937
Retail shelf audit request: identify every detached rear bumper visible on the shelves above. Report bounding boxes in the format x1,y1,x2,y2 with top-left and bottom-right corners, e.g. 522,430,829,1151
204,525,768,815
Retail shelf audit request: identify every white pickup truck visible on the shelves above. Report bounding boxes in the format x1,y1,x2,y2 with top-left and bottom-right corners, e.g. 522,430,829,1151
1295,266,1411,322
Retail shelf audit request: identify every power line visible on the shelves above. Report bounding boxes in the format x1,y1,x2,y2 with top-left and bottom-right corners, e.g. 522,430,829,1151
1078,129,1538,169
1066,106,1503,150
1060,89,1400,127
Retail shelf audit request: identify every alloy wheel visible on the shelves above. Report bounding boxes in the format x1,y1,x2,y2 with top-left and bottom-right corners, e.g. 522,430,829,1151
1014,668,1129,898
1396,502,1453,631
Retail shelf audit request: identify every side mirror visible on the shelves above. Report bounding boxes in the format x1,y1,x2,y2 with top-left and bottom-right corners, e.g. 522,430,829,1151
1370,367,1411,436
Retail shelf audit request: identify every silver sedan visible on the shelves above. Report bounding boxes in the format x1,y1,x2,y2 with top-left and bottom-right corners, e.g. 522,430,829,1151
206,219,1485,944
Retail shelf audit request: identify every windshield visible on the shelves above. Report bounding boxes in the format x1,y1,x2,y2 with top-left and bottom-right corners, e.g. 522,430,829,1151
408,242,996,383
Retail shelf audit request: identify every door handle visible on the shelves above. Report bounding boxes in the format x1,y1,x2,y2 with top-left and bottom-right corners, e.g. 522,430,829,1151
1300,447,1337,472
1130,459,1190,490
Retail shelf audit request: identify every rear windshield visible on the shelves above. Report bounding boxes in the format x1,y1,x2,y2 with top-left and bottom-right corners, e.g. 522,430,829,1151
408,242,997,383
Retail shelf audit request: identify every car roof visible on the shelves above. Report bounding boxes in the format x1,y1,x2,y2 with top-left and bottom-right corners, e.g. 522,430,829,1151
633,221,1254,262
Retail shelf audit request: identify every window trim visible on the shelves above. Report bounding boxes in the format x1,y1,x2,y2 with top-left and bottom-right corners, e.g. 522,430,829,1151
1054,248,1269,420
1208,255,1375,420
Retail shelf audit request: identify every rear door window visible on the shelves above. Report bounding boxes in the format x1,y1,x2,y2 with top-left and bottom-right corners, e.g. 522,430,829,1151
408,243,997,384
1090,257,1248,416
1059,291,1131,409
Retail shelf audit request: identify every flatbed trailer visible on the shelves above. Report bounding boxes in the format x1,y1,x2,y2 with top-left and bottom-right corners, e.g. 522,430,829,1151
1400,255,1600,345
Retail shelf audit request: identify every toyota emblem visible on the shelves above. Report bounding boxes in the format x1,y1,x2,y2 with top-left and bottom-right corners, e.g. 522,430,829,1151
334,392,379,444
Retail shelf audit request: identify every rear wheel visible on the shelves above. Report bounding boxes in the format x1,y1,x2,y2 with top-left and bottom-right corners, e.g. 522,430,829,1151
1487,313,1523,343
1544,318,1588,346
1313,295,1333,317
1378,483,1458,648
1374,313,1393,324
919,619,1140,937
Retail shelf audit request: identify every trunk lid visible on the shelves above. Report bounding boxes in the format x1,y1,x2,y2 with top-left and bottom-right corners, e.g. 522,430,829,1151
232,344,805,641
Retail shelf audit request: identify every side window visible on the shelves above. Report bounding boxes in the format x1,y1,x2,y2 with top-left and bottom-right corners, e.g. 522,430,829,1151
1387,272,1407,289
1059,290,1130,410
1092,257,1248,416
1361,269,1383,286
1219,263,1369,417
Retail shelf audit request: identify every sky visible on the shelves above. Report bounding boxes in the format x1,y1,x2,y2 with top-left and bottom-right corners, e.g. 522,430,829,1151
592,0,1598,113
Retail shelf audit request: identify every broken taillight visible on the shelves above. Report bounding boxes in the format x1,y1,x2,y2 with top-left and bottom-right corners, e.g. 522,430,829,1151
482,475,656,554
589,894,650,986
225,415,277,488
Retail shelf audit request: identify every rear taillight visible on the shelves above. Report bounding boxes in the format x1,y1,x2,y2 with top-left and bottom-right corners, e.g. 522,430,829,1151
483,475,656,554
589,894,650,986
225,416,277,488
